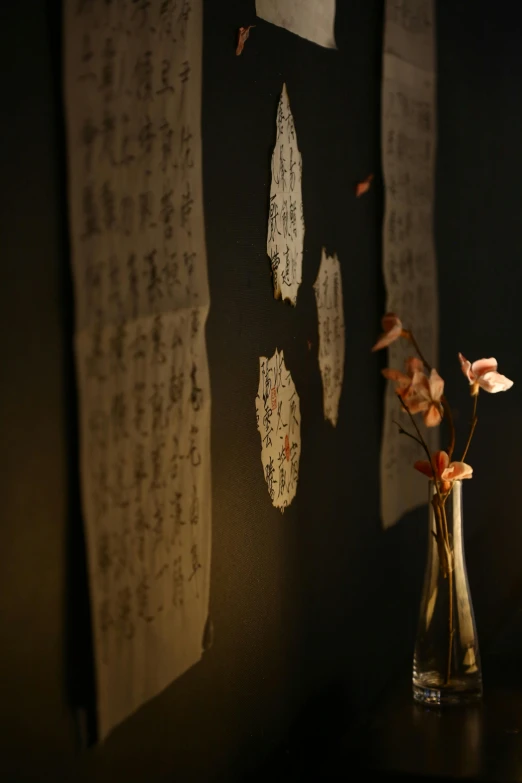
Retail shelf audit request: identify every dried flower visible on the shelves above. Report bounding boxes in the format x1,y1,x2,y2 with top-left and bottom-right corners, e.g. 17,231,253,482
414,450,473,491
407,368,444,427
458,353,514,395
372,313,403,352
382,356,424,398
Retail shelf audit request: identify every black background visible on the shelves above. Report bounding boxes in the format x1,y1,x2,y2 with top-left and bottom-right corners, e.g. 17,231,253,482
0,1,521,781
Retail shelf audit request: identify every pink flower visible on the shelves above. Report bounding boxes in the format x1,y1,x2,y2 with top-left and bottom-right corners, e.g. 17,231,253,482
458,353,514,394
414,450,473,491
382,356,424,398
372,313,403,352
406,368,445,427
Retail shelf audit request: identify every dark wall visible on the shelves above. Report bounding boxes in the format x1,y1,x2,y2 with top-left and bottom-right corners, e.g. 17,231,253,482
1,1,520,781
436,1,522,644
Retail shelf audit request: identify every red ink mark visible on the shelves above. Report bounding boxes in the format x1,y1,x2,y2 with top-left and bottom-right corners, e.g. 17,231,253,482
355,173,374,198
271,387,277,410
236,25,255,56
285,434,290,462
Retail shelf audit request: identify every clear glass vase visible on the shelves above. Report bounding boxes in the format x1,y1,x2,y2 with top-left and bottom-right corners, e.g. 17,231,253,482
413,480,483,706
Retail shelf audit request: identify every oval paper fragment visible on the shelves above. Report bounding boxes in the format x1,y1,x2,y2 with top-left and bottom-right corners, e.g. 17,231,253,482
313,248,345,427
255,349,301,511
267,84,305,306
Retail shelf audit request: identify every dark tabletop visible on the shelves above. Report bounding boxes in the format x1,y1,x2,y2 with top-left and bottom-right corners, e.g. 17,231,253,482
325,657,522,782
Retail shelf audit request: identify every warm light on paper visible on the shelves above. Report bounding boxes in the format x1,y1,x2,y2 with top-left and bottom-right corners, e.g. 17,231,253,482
314,249,345,427
380,0,439,528
255,350,301,511
64,0,212,738
255,0,336,49
267,84,304,306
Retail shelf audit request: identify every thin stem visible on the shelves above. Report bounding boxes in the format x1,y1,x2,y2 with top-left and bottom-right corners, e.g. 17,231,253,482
443,396,456,463
441,501,455,685
446,565,455,685
398,394,450,576
461,393,479,463
397,393,433,467
405,329,456,461
406,331,432,372
392,419,424,448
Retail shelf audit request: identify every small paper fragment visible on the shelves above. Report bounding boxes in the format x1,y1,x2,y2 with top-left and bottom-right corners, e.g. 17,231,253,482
314,249,345,426
236,25,255,56
255,349,301,511
267,84,304,306
255,0,336,49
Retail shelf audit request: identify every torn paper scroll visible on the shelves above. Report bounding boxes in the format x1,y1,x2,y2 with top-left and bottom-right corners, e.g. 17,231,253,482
314,249,345,427
380,0,439,528
255,350,301,511
267,84,304,306
256,0,336,49
64,0,211,739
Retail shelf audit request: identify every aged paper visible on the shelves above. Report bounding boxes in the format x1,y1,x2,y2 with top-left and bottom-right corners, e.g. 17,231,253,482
256,0,336,49
381,0,439,527
255,350,301,511
314,249,345,427
267,84,304,306
64,0,211,738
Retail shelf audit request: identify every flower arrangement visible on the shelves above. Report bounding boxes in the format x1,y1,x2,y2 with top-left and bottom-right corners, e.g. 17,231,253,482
372,313,513,498
372,312,514,690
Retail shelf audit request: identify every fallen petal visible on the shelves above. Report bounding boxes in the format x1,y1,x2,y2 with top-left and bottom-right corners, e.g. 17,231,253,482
356,173,374,197
236,25,255,56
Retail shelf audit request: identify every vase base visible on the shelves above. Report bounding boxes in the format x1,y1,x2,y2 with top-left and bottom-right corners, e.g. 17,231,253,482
413,674,483,706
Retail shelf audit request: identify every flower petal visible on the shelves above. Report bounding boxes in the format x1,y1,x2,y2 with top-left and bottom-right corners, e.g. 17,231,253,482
409,371,431,402
434,451,449,475
382,313,402,332
382,369,411,386
443,461,473,481
478,371,514,393
424,403,442,427
405,356,424,376
414,460,433,478
372,324,402,352
458,352,474,383
405,395,429,414
428,369,444,402
471,357,498,377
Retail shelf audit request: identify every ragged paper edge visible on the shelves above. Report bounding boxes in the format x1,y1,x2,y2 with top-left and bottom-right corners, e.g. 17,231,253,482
313,248,345,428
267,84,304,307
255,0,337,50
255,348,301,512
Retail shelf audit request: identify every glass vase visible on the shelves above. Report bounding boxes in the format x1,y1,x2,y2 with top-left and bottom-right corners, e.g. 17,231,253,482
413,480,483,706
